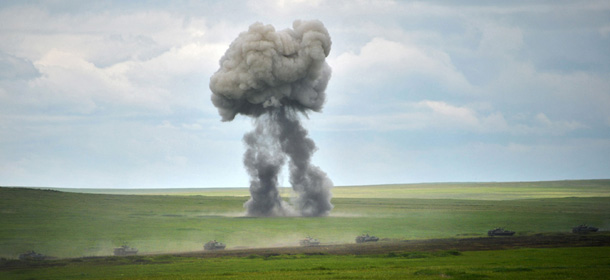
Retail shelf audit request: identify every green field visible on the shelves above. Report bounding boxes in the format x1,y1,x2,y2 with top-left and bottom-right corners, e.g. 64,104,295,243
1,180,609,258
2,247,609,279
39,179,610,199
1,180,609,279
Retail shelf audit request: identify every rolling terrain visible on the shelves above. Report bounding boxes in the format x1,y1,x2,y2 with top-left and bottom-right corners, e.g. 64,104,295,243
1,180,609,279
2,236,609,279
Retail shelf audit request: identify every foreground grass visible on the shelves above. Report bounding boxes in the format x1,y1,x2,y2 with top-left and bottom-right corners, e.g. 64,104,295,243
1,185,609,258
1,246,609,279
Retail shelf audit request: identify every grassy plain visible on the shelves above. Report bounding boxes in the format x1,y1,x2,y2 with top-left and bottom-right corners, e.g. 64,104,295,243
0,180,609,279
1,180,609,259
44,179,610,199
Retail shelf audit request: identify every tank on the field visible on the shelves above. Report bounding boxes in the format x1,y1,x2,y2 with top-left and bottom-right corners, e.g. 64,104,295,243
355,234,379,243
204,240,226,250
18,251,47,260
113,245,138,256
487,228,515,236
572,224,599,233
299,236,320,246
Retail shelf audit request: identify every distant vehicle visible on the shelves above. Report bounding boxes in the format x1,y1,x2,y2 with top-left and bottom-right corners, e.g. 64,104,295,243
299,236,320,247
113,245,138,256
572,224,599,233
204,240,226,250
19,250,47,261
355,234,379,243
487,228,516,236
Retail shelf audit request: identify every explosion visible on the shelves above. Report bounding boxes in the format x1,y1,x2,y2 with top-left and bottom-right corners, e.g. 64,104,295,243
209,20,333,217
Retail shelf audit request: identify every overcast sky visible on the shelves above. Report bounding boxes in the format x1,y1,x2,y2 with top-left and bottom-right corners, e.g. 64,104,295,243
1,0,609,189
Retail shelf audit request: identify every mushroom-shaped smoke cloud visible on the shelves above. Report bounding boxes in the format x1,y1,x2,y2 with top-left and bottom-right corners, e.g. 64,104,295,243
210,20,333,217
210,20,331,121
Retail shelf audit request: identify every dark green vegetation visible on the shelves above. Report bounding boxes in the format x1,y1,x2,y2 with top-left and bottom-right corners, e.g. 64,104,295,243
0,180,609,279
2,247,609,279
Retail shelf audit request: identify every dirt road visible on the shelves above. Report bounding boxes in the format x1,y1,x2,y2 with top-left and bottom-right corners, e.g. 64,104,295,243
176,233,610,258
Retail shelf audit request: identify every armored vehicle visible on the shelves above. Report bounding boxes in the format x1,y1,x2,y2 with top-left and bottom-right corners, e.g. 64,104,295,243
204,240,226,250
299,236,320,247
355,234,379,243
19,251,47,260
487,228,515,236
572,224,599,233
113,245,138,256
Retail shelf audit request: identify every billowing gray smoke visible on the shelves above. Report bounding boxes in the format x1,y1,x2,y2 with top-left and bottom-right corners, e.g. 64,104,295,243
209,20,333,217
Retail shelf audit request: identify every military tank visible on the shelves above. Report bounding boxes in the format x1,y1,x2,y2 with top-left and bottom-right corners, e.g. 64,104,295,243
355,234,379,243
19,251,47,261
572,224,599,233
204,240,226,250
487,228,515,236
299,236,320,247
113,245,138,256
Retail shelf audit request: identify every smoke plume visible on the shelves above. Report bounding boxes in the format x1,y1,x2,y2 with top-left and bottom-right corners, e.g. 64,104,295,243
209,20,333,217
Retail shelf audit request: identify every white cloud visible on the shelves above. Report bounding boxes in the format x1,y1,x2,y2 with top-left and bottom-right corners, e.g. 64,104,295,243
418,100,479,128
484,57,610,127
0,7,230,115
1,1,609,188
332,37,471,91
316,100,585,136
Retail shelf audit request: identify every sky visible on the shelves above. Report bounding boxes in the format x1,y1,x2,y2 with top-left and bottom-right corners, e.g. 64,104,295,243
1,0,609,189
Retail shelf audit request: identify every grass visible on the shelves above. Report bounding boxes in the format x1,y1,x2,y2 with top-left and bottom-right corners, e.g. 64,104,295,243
1,247,609,279
1,180,609,279
31,179,610,199
1,181,609,258
331,179,610,199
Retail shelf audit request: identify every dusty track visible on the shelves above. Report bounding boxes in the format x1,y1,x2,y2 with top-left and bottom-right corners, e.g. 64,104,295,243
175,233,610,258
2,233,609,271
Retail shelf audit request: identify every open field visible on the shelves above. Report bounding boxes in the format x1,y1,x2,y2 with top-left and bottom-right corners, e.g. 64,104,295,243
331,179,610,200
1,180,609,278
1,180,609,258
33,179,610,199
2,244,609,279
